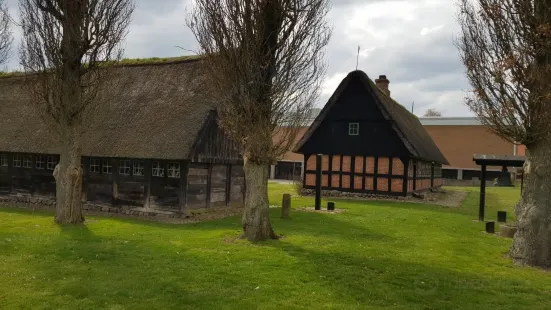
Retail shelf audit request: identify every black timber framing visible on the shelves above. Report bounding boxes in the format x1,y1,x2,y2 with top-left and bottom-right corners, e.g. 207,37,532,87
373,156,379,192
180,160,188,212
412,161,417,191
145,159,152,208
402,158,409,196
388,157,393,192
225,164,232,205
206,163,213,208
362,156,367,191
351,156,356,190
328,155,333,188
339,155,343,189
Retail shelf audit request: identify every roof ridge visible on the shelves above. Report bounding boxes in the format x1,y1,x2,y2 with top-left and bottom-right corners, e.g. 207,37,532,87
0,55,202,80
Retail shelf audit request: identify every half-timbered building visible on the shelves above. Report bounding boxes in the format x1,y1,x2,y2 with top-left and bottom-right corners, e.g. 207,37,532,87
294,71,448,196
0,58,244,214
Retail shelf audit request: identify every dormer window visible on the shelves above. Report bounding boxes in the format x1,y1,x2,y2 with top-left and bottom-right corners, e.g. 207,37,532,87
349,123,359,136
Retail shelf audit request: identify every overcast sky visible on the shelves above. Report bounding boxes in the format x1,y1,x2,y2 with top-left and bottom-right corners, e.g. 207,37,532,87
2,0,473,116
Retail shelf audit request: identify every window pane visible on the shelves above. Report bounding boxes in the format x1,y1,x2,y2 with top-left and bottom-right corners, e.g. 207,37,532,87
168,163,180,178
119,160,131,175
133,161,145,176
102,160,112,174
90,159,100,173
0,154,7,167
47,156,57,170
152,161,164,177
22,156,31,168
36,156,45,169
13,155,21,167
349,123,359,135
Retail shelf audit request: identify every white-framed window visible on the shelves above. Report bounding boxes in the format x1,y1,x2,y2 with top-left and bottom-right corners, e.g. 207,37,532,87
0,154,7,167
47,156,57,170
22,155,32,168
90,159,100,173
133,161,145,176
167,162,180,179
349,123,359,136
36,156,45,170
152,161,164,177
13,155,21,168
119,160,131,175
102,160,112,174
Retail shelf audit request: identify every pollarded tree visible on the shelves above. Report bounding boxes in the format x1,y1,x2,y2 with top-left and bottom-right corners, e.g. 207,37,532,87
0,0,12,65
189,0,331,241
457,0,551,267
19,0,134,224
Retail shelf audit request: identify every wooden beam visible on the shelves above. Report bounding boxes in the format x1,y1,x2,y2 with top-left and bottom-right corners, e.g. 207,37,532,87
180,160,188,212
225,164,232,206
112,158,119,206
362,156,366,191
315,154,322,210
388,157,392,192
145,159,152,209
479,164,487,221
328,155,333,188
373,157,379,193
351,156,356,190
206,163,213,208
430,163,435,188
412,161,417,191
401,159,408,196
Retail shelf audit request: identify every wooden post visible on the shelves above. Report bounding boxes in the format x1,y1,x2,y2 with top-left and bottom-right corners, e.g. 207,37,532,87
112,158,119,206
206,163,213,208
327,201,335,211
315,154,322,211
430,163,435,188
497,211,507,223
373,157,379,193
479,164,487,221
225,164,232,206
412,161,417,191
402,158,409,196
281,193,291,219
180,161,188,212
485,221,495,234
388,157,392,192
145,159,152,209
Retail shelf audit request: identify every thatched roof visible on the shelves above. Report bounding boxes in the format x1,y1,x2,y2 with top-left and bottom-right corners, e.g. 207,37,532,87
294,70,449,165
0,58,216,160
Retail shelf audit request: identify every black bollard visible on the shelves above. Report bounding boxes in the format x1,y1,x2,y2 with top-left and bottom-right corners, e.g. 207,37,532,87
327,201,335,211
497,211,507,223
485,221,495,234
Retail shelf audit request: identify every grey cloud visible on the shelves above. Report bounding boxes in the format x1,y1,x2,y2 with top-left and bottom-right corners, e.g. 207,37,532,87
1,0,472,116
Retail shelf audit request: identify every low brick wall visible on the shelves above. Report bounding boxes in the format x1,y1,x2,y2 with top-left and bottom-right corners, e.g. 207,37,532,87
0,194,244,222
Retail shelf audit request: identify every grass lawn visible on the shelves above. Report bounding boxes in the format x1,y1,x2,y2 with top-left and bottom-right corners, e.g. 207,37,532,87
1,184,549,309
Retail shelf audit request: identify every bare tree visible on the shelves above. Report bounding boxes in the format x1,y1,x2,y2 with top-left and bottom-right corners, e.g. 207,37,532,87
423,109,442,117
189,0,331,241
0,0,12,65
19,0,134,224
457,0,551,267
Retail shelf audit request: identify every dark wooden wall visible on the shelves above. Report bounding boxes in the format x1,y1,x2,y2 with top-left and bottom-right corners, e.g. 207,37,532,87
299,78,409,157
0,151,245,213
190,110,242,164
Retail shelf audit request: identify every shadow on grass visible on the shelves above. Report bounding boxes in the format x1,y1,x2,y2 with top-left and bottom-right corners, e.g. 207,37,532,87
265,241,550,308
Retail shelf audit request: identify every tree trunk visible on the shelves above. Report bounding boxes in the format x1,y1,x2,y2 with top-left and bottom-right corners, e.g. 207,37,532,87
242,158,278,241
54,127,84,224
511,139,551,267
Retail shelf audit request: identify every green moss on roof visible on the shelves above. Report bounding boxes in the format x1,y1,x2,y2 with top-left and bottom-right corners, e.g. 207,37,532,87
0,55,202,79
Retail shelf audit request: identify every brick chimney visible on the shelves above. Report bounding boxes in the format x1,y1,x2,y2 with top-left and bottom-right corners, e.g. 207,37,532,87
375,75,390,97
